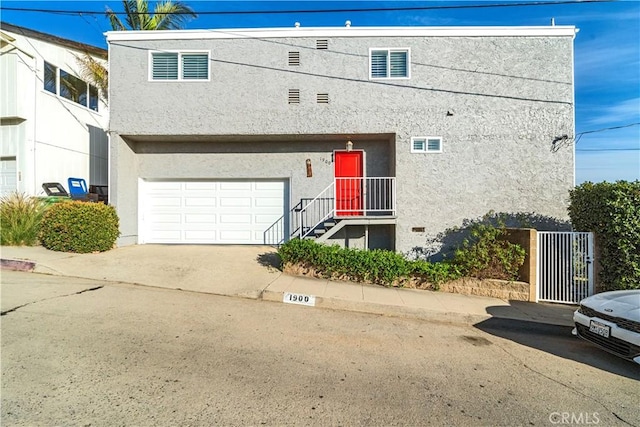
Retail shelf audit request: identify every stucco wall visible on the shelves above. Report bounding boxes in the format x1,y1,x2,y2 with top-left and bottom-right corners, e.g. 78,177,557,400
109,30,575,252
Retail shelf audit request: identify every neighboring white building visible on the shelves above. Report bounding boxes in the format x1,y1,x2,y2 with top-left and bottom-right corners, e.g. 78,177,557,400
0,22,109,198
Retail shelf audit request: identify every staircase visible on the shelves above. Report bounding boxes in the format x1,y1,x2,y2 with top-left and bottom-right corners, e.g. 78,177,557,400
263,177,396,246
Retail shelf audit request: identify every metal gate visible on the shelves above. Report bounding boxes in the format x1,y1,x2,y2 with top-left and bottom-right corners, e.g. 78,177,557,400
537,232,594,304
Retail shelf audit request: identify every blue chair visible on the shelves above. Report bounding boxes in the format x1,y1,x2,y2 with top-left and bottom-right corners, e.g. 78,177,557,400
67,177,88,200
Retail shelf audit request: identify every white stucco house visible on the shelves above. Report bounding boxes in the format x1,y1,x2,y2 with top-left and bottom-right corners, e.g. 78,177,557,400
0,22,109,198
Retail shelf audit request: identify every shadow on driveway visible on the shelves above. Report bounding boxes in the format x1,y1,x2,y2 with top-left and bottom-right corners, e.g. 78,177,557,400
475,315,640,380
256,252,282,270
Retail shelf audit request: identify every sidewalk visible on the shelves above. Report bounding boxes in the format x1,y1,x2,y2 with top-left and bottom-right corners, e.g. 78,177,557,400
0,245,577,327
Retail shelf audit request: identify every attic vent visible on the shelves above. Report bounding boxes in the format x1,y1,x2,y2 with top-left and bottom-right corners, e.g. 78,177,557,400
288,51,300,66
316,39,328,50
288,89,300,104
317,93,329,104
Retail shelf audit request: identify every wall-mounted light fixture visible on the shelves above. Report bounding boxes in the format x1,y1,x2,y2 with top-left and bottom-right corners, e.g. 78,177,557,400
306,159,312,177
346,140,353,151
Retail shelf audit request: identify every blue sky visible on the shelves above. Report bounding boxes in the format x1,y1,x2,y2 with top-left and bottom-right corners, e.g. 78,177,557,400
1,1,639,184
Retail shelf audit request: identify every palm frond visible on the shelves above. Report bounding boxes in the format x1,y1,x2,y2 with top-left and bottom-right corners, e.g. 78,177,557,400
105,5,126,31
75,53,109,103
152,1,197,30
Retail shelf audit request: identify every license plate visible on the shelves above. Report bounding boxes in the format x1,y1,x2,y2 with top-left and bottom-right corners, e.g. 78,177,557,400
589,320,610,338
283,292,316,307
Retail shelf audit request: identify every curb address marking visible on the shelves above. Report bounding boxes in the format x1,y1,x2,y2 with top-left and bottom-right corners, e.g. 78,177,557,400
283,292,316,307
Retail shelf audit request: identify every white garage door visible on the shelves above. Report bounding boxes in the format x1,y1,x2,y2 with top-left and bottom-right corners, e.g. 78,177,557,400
140,180,287,244
0,158,17,198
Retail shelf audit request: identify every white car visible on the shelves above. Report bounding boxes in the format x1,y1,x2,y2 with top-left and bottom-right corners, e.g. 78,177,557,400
573,290,640,364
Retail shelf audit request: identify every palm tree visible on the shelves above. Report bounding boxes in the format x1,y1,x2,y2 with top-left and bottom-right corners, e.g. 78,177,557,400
77,0,197,103
106,0,197,31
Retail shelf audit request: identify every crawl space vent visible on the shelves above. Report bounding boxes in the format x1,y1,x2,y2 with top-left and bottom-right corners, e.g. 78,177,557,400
316,93,329,104
288,51,300,66
288,89,300,104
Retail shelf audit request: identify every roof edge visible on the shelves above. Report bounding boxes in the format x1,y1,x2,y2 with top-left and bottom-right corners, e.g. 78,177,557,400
106,25,578,42
0,21,108,58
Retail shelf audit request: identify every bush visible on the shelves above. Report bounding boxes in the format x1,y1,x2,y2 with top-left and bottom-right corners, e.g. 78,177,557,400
39,201,120,253
0,192,47,246
452,222,525,281
409,261,462,286
568,181,640,291
278,239,461,286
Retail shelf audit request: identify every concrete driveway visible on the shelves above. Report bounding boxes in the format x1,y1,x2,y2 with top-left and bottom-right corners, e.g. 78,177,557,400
1,244,281,299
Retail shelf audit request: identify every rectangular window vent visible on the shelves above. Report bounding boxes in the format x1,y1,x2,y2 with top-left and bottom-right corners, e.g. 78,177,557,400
152,52,179,80
288,51,300,66
411,137,442,153
316,39,328,50
316,93,329,104
182,54,209,80
288,89,300,104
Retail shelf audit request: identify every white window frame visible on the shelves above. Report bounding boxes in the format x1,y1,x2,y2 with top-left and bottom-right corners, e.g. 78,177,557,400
42,60,100,112
148,50,211,82
411,137,443,154
369,47,411,80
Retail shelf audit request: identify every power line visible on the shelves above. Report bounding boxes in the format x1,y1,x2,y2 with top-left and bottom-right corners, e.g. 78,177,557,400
574,122,640,146
576,148,640,151
0,0,616,16
575,122,640,137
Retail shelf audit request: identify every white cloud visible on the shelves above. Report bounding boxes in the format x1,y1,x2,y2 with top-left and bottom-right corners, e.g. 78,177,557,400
575,39,639,76
585,98,640,126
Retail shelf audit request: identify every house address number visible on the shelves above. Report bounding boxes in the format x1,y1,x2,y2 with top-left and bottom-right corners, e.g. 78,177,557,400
283,292,316,307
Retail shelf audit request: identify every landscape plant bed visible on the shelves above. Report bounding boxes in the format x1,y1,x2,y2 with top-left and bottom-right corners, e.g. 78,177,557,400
283,261,529,301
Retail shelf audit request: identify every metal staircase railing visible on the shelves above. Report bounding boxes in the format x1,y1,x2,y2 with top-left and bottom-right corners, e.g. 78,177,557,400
264,177,396,245
298,182,335,239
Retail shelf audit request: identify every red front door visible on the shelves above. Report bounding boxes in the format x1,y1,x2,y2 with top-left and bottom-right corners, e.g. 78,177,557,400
334,151,364,216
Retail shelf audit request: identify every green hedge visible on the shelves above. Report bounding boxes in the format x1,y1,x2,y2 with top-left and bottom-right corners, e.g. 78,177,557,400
452,222,526,281
278,239,462,287
39,201,120,253
568,181,640,291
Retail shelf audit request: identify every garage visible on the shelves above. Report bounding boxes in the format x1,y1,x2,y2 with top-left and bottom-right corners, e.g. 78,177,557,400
0,157,17,198
140,179,287,244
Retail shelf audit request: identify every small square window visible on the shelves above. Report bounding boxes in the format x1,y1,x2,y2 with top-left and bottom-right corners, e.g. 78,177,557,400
411,137,442,153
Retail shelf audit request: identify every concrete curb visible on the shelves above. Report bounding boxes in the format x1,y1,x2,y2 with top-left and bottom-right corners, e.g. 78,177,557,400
2,254,574,328
261,289,492,326
1,258,36,272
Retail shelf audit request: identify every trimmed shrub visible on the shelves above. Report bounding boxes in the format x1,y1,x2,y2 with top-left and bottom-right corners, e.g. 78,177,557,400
39,201,120,253
568,181,640,291
278,239,462,286
0,192,47,246
452,223,525,281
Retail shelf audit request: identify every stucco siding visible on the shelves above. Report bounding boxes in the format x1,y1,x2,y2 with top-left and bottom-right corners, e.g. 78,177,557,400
108,29,575,252
109,36,573,136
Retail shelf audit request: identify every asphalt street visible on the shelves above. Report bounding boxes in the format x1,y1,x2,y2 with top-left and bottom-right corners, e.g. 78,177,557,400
1,271,639,426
